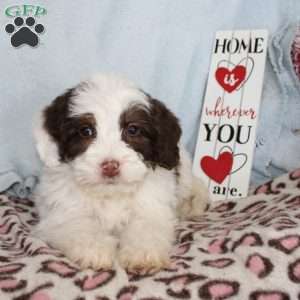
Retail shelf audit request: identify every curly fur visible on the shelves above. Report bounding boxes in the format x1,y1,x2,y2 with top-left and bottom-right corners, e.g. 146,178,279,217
33,74,208,273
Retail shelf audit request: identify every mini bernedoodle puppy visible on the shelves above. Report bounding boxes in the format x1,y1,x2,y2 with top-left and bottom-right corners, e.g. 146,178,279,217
33,74,208,274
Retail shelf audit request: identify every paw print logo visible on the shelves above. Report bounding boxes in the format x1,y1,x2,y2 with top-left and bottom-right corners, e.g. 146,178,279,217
5,17,44,48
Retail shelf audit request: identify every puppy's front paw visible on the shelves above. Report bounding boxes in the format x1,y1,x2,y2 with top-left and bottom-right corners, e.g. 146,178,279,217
178,176,209,219
65,240,116,271
118,245,170,275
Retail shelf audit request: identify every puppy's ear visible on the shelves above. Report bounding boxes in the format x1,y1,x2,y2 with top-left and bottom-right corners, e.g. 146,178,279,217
33,111,60,168
150,98,182,169
33,89,74,167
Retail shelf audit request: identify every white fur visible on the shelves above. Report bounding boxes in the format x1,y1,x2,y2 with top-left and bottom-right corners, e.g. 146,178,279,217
34,112,60,168
33,74,208,272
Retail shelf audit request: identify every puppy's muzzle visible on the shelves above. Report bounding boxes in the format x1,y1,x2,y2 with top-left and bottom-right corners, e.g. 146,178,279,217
101,160,120,178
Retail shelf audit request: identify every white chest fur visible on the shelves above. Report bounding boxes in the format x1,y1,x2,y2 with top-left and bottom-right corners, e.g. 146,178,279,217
86,195,134,235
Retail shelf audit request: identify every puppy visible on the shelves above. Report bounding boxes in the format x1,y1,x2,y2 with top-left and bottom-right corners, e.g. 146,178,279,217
33,74,208,274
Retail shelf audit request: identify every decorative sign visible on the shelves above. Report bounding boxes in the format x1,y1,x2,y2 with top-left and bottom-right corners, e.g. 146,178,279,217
193,30,268,201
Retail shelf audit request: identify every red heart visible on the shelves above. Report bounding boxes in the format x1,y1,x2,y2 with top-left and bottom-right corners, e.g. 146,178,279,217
215,65,246,93
200,151,233,184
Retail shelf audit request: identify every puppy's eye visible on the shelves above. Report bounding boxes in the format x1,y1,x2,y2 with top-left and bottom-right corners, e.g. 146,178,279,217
79,125,95,138
126,124,141,137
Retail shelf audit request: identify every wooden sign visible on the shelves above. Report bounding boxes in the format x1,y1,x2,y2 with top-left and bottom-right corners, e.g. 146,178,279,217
193,30,268,201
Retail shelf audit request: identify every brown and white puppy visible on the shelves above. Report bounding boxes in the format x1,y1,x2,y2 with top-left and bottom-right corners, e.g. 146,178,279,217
33,74,208,274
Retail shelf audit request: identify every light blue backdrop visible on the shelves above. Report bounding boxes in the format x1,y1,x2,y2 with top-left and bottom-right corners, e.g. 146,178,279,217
0,0,300,197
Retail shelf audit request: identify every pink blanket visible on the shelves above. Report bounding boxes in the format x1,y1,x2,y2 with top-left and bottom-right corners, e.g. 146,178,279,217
0,169,300,299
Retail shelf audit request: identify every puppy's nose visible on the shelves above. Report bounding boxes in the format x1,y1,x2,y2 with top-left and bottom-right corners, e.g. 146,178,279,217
101,160,120,178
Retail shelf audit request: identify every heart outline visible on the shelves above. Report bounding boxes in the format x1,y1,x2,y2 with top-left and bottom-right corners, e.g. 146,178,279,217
219,146,248,175
231,153,248,175
200,146,248,184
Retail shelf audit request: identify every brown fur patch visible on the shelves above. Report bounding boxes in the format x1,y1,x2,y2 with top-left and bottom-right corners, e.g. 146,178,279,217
120,97,181,170
43,88,96,162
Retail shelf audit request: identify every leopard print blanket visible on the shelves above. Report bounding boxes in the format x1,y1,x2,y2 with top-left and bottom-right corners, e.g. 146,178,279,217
0,168,300,300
